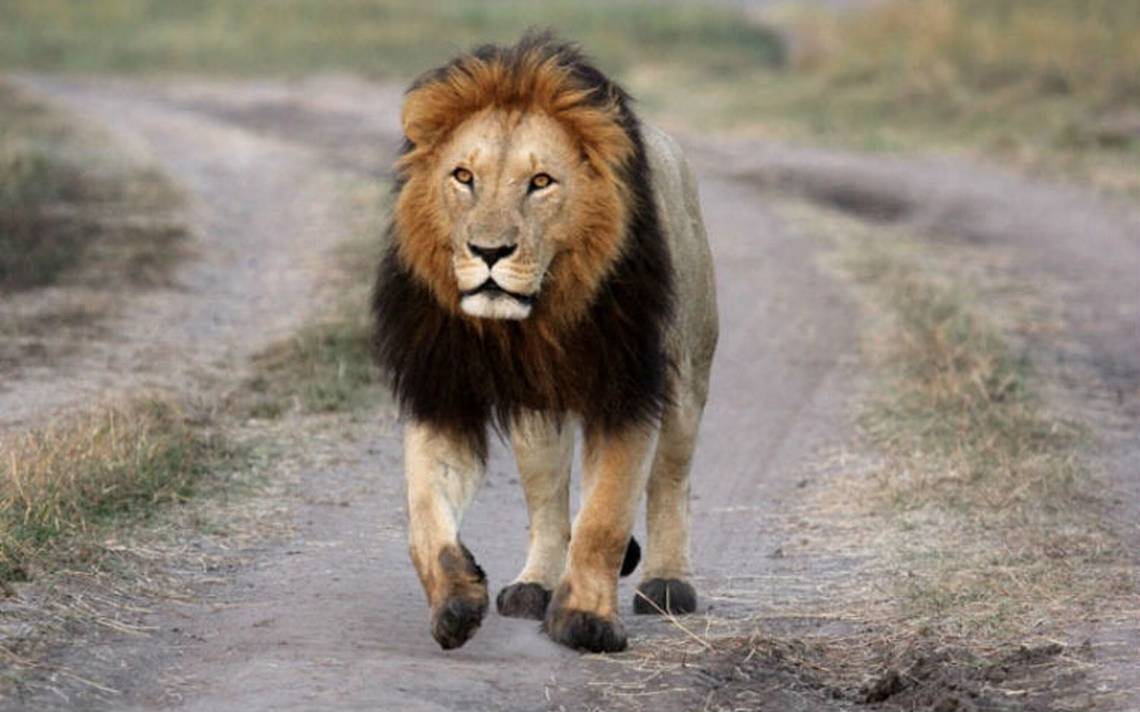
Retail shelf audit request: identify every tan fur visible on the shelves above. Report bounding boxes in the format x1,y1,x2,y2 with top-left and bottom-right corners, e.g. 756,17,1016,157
640,125,717,582
404,422,485,610
555,425,655,617
395,54,716,648
509,412,574,590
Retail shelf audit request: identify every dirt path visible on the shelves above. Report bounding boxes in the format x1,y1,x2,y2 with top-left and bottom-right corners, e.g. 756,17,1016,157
4,76,1138,710
1,75,365,428
692,137,1140,707
695,137,1140,537
2,77,864,711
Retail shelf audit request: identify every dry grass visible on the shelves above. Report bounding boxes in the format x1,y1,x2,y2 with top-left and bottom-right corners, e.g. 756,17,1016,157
795,0,1140,110
5,1,1134,192
245,315,380,417
0,397,237,584
639,0,1140,195
797,203,1135,646
847,249,1087,515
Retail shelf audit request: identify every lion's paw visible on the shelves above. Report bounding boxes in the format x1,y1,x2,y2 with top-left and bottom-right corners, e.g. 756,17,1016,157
544,605,627,653
431,594,488,650
633,578,697,615
496,582,551,620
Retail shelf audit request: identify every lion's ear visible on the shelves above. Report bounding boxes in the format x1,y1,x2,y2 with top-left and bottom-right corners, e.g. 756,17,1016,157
401,87,445,148
402,75,479,151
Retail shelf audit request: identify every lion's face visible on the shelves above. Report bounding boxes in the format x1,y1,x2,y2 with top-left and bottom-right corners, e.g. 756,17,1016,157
393,53,636,328
436,109,582,320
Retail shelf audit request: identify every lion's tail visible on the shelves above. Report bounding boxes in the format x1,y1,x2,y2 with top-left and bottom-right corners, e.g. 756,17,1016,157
620,537,640,577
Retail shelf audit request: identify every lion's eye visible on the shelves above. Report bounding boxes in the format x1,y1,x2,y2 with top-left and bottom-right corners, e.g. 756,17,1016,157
528,173,554,192
452,167,474,186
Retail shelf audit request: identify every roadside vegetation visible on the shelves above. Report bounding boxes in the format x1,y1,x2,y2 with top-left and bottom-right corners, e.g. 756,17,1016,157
734,201,1130,705
0,398,237,585
647,0,1140,194
0,84,257,696
0,0,783,82
836,220,1126,643
1,82,218,587
0,73,378,600
2,1,1136,193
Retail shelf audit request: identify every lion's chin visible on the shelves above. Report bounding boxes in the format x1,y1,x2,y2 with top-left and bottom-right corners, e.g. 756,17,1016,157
460,293,533,320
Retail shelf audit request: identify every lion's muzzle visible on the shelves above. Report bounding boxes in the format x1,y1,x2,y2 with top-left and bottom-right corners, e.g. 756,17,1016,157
459,279,536,320
457,241,541,320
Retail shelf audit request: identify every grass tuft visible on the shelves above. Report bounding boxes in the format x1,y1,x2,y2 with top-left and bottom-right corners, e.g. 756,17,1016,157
1,83,97,291
850,249,1087,513
0,398,236,583
245,315,378,417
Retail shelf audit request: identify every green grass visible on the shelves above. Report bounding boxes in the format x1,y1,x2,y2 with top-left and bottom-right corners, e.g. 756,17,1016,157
0,0,784,80
245,316,380,417
0,80,185,293
0,398,238,583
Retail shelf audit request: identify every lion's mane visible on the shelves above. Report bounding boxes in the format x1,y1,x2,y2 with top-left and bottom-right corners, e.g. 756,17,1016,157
371,33,674,459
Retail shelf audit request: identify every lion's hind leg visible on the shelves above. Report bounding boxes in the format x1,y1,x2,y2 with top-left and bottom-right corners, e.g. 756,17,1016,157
497,412,574,620
634,377,706,616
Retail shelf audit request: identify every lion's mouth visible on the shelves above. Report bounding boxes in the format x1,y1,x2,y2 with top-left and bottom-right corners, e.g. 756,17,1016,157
461,280,536,306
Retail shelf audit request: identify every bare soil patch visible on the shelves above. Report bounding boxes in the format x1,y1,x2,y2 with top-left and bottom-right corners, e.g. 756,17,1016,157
621,634,1083,712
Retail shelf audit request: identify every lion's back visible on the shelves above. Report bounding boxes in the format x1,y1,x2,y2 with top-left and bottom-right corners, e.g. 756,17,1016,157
642,124,718,390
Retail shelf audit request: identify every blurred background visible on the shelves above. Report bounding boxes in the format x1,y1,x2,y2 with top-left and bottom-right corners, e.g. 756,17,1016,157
2,0,1138,191
2,2,1139,710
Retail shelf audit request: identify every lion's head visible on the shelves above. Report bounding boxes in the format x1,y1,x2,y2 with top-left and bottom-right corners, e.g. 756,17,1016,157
392,34,636,325
373,35,674,457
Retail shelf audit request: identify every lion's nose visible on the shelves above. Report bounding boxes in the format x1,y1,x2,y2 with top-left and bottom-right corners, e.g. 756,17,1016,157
467,242,517,267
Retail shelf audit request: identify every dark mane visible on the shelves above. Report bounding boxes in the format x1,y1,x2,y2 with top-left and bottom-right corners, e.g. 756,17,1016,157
371,33,674,459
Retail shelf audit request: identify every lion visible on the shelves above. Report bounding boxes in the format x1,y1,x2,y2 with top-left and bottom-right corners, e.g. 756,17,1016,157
372,33,717,654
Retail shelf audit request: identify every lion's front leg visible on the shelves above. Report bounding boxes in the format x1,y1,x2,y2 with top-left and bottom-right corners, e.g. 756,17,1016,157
404,421,489,650
544,425,654,653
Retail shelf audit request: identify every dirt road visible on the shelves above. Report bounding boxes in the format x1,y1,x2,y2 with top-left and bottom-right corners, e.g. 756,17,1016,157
0,76,374,429
3,76,1137,710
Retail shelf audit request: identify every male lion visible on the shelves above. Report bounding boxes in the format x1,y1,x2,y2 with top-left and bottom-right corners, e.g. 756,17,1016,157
372,33,717,653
